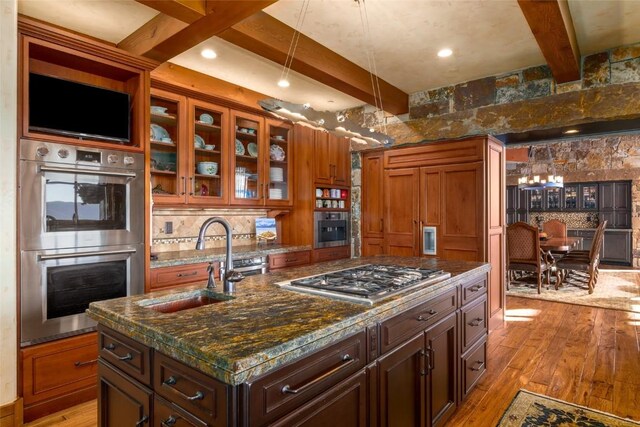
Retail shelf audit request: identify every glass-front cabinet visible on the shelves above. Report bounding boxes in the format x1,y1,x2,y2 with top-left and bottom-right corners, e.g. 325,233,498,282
581,184,598,210
545,188,561,210
231,111,263,205
265,119,292,206
529,189,543,210
563,184,578,209
188,99,228,205
150,89,184,205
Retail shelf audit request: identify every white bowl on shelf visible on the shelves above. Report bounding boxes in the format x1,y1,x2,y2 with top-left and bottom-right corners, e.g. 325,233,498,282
197,162,218,175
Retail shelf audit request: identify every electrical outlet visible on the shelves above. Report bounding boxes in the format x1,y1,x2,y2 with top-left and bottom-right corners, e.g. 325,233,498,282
165,221,173,234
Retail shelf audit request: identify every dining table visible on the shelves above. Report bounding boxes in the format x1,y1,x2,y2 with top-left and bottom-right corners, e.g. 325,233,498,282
540,236,582,253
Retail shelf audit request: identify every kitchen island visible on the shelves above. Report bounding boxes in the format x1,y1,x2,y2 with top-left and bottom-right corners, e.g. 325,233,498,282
88,256,490,426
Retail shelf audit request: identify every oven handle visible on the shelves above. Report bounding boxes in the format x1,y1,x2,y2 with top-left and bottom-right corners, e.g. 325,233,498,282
39,248,137,261
39,165,137,179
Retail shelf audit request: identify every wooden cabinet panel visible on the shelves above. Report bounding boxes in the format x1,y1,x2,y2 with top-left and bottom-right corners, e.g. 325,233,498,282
460,336,487,401
270,369,368,427
245,330,366,426
383,138,483,169
314,131,332,184
154,396,208,427
614,181,631,210
149,262,217,291
602,230,632,265
380,288,457,355
426,314,458,427
376,334,425,427
362,237,385,256
332,134,351,186
362,152,384,238
312,246,351,263
384,168,420,256
154,352,229,427
98,360,152,427
268,250,311,270
22,332,97,422
98,325,151,386
460,296,487,353
420,169,441,227
460,276,487,306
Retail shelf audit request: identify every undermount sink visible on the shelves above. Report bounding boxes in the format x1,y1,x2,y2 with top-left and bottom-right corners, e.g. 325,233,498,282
140,289,234,314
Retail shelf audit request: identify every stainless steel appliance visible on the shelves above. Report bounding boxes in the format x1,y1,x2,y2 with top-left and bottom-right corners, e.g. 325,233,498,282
19,139,144,250
19,139,145,346
314,211,350,248
220,256,268,277
277,264,451,305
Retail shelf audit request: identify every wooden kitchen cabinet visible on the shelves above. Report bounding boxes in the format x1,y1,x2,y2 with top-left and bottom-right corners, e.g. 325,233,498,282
362,151,385,240
21,332,98,422
268,250,312,270
384,168,420,256
599,181,631,228
314,131,350,186
150,90,229,206
149,262,219,292
98,360,152,427
312,246,351,263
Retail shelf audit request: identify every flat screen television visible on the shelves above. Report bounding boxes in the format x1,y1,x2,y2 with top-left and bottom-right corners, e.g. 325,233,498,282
29,73,131,143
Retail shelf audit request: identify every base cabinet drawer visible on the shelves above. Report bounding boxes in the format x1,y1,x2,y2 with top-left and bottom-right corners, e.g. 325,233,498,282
460,295,488,353
154,352,229,427
461,335,487,401
150,262,218,291
21,332,98,422
312,246,351,263
99,325,151,385
268,250,311,270
154,396,207,427
269,369,368,427
245,330,366,426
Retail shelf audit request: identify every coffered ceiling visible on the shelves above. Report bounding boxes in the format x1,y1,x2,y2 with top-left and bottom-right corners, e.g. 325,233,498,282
17,0,640,112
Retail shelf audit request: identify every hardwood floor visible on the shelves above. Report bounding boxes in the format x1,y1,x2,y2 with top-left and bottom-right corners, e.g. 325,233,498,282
446,295,640,426
24,296,640,427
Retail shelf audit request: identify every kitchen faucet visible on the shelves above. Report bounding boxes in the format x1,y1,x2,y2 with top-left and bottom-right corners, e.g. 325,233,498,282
195,217,244,293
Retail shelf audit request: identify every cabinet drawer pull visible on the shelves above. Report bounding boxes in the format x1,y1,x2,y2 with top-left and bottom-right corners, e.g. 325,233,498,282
135,415,148,426
177,271,198,278
74,358,98,367
281,354,355,395
163,376,205,401
105,343,116,351
468,317,483,327
180,177,186,196
470,361,485,371
469,284,483,292
161,416,177,427
117,353,133,361
417,310,437,322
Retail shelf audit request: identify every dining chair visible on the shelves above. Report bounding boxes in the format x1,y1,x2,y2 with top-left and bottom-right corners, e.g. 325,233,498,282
507,222,553,294
542,219,567,238
556,220,607,294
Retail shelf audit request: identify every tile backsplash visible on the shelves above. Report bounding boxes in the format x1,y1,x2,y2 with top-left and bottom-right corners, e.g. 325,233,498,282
152,208,269,252
527,212,599,229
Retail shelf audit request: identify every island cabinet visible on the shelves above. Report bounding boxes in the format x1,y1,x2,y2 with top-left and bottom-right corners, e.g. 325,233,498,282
95,273,488,427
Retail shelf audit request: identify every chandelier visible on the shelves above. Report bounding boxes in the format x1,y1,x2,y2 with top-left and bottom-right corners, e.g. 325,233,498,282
517,145,564,190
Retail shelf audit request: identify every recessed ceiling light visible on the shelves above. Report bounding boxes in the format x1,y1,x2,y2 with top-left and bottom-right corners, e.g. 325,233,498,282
563,129,579,134
437,48,453,58
201,49,217,59
369,128,375,132
277,79,290,88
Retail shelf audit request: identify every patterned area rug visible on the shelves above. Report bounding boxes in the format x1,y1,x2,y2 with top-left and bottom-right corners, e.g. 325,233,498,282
498,390,640,426
506,270,640,313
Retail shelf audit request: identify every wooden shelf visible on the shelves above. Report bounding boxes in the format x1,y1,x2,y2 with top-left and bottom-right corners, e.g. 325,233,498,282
270,138,288,143
151,169,177,175
151,113,177,125
151,140,176,148
195,121,221,132
236,154,258,161
316,197,348,201
236,131,257,139
195,148,221,154
269,159,288,164
314,208,350,212
194,173,221,179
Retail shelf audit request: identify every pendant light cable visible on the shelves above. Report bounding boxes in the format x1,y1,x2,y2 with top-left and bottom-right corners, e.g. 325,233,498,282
279,0,311,86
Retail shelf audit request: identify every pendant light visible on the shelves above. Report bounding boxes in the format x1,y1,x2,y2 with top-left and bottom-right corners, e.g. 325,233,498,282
517,145,564,190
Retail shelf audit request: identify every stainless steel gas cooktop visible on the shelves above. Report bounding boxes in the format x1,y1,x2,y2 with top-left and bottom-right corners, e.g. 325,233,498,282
277,264,451,305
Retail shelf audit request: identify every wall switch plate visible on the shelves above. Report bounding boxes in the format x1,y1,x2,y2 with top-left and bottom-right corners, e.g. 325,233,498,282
165,221,173,234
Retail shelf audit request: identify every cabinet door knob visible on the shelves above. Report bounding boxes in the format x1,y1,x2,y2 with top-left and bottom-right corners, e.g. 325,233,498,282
135,415,148,427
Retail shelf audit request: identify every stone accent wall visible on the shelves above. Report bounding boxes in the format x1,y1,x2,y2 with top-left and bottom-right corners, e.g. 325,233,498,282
528,212,598,229
350,152,362,258
344,42,640,149
151,208,268,252
506,134,640,266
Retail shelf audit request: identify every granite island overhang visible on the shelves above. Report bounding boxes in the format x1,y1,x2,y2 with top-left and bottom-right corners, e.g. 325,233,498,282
87,256,490,386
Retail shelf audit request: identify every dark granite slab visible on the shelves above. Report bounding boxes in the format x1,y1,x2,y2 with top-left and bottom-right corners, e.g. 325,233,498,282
88,256,489,385
151,243,312,268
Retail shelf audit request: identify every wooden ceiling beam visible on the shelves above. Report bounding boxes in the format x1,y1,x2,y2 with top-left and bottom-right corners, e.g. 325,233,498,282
129,0,277,62
219,12,409,115
518,0,581,83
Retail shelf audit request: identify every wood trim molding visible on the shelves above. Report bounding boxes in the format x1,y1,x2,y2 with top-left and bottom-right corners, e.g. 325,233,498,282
18,15,159,71
517,0,580,83
0,398,23,427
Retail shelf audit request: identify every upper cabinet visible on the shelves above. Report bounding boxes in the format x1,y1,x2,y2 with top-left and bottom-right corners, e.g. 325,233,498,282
231,111,264,205
19,27,152,151
265,119,294,207
314,132,351,186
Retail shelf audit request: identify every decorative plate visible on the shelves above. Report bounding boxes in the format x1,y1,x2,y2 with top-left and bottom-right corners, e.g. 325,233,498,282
270,144,285,161
235,139,245,155
151,124,170,141
199,113,214,124
194,134,205,149
247,142,258,157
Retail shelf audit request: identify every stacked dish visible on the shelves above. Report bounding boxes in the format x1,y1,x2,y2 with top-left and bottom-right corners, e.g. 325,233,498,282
269,167,284,182
269,188,283,200
197,162,218,176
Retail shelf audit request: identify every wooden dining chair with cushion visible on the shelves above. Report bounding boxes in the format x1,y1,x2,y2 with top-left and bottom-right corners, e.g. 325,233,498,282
556,220,607,294
507,222,553,294
542,219,567,238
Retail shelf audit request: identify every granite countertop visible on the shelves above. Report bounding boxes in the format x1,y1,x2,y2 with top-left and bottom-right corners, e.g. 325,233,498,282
150,243,312,268
88,256,489,385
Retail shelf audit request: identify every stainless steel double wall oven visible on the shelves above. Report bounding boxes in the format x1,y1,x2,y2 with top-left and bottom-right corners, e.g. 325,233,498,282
19,139,145,345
